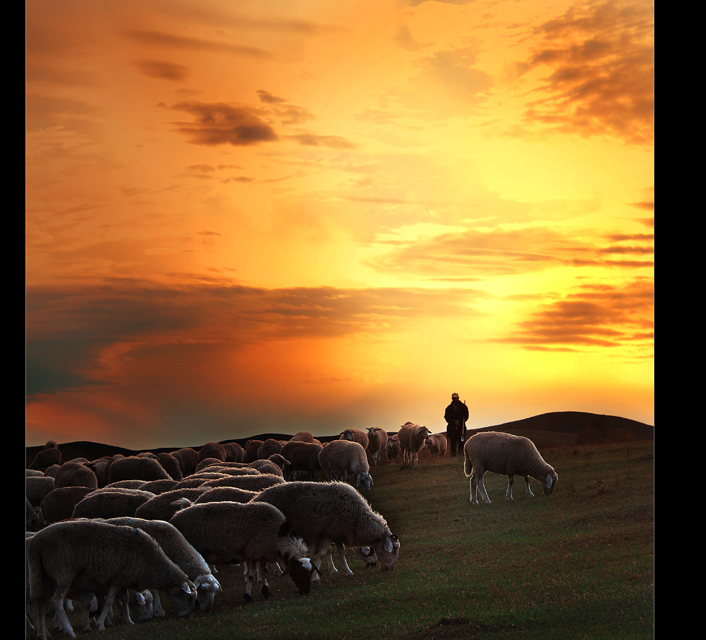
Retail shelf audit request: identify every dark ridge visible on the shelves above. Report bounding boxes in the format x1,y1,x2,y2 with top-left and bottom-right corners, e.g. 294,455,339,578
26,411,653,466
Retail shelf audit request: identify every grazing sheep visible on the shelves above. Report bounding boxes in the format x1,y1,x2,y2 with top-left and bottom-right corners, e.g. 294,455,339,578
71,488,155,519
397,422,431,466
366,427,389,466
196,457,227,472
249,458,284,477
318,440,373,491
156,453,183,481
198,442,227,463
86,459,109,487
195,487,260,504
289,431,316,442
27,519,196,639
172,447,199,476
106,479,147,490
105,517,221,614
108,456,172,484
424,433,448,460
252,481,400,580
139,479,178,494
223,441,246,463
340,428,369,450
199,473,285,492
280,441,323,481
39,486,93,524
26,476,56,507
26,497,43,530
386,434,401,463
463,431,559,504
28,441,62,471
244,439,264,463
257,439,282,459
170,501,315,604
134,488,208,521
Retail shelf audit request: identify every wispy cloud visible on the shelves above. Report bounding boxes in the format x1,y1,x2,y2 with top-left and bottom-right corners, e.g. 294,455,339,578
121,29,270,58
132,60,190,81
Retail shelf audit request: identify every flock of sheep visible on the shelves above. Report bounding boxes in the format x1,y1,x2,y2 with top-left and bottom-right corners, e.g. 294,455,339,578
25,424,558,639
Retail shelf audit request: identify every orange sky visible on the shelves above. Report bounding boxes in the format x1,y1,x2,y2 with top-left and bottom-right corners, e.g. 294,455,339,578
26,0,654,449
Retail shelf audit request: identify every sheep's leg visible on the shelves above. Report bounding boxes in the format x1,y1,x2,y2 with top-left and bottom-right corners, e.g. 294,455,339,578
51,584,76,639
506,475,514,500
259,561,271,599
334,542,354,576
151,589,165,617
243,561,258,604
119,589,135,625
523,476,535,498
469,473,479,505
476,471,492,504
312,540,334,581
95,585,121,632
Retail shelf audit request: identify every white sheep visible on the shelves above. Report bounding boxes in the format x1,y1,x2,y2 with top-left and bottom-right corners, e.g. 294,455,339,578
340,428,369,450
318,440,373,491
71,487,155,519
105,517,221,614
251,481,400,580
366,427,389,466
463,431,559,504
133,487,209,520
26,519,197,639
397,422,431,466
199,472,285,492
169,501,315,604
423,433,448,460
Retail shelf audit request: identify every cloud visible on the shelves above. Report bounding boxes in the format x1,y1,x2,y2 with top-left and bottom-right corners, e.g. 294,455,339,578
132,60,190,81
286,133,358,149
497,278,653,351
518,0,653,145
121,29,270,58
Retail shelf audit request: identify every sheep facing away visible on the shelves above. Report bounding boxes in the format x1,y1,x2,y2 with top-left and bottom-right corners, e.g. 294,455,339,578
423,433,448,460
318,440,373,491
366,427,389,466
251,481,400,580
397,422,432,466
169,501,315,604
463,431,558,504
279,441,323,481
26,519,197,639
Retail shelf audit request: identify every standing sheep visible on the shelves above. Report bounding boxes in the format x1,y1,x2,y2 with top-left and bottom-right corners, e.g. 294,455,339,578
257,439,282,459
28,440,62,471
244,440,264,463
279,441,323,481
423,433,448,461
386,434,401,463
223,442,246,463
172,447,199,476
340,428,369,450
134,487,208,521
169,501,315,604
39,486,93,524
54,461,98,490
71,488,155,519
108,456,171,484
366,427,389,466
318,440,373,491
105,517,221,614
27,519,197,639
463,431,558,504
397,422,431,466
252,481,400,579
198,442,227,463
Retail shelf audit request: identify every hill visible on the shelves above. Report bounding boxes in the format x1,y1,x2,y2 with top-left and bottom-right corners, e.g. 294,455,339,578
25,410,653,466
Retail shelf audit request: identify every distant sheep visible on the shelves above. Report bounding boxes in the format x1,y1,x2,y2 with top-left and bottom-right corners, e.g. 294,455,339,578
53,461,98,490
134,488,208,521
108,456,171,484
25,476,56,507
71,488,155,519
105,517,221,614
199,473,285,492
249,458,284,477
223,442,245,463
340,428,369,450
386,434,401,463
423,433,448,460
289,431,315,442
199,442,227,463
156,453,183,481
194,486,259,504
172,448,199,476
366,428,389,466
257,439,282,459
280,441,323,481
252,481,400,580
39,486,93,524
28,441,62,471
170,501,315,604
397,422,431,466
139,479,178,494
463,431,558,504
26,519,197,638
318,440,373,491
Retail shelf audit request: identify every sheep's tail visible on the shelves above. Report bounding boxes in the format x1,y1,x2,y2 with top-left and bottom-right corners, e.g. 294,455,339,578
26,541,51,604
463,447,473,477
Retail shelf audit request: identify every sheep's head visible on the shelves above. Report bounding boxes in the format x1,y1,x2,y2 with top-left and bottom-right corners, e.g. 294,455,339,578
194,573,221,613
373,534,400,571
283,557,318,595
128,590,154,623
542,470,558,496
356,472,373,492
166,580,197,619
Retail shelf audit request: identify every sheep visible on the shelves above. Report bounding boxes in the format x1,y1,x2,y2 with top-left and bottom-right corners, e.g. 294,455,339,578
194,486,259,504
424,433,448,460
244,439,264,463
105,517,221,614
28,440,62,471
249,458,284,477
139,478,178,494
340,428,369,450
26,497,43,530
289,431,316,442
26,476,56,507
106,479,147,490
397,422,431,466
107,456,172,484
134,487,208,521
156,452,183,481
172,447,199,476
463,431,559,505
223,441,246,462
386,434,401,463
26,519,197,639
318,440,373,491
257,439,282,459
170,501,316,604
279,440,323,481
199,473,285,492
196,457,228,472
366,427,389,466
71,488,156,519
198,441,227,463
39,486,93,524
251,481,400,580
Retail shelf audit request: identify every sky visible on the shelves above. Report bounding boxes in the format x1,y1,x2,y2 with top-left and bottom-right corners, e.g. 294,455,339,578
26,0,654,450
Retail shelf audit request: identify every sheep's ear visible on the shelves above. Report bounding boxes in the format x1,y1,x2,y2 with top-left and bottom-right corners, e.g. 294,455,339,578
384,537,393,553
181,581,194,595
546,474,553,488
135,592,146,605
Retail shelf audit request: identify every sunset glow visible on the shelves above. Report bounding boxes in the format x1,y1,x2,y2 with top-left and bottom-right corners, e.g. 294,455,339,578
26,0,654,449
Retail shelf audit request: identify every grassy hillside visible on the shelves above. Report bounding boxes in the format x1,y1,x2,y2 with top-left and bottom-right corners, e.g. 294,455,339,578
49,440,654,640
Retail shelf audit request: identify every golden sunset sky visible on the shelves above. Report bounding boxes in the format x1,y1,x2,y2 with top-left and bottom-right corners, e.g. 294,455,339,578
26,0,654,449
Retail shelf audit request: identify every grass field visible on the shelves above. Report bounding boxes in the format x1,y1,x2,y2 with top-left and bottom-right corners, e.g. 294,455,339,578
51,440,654,640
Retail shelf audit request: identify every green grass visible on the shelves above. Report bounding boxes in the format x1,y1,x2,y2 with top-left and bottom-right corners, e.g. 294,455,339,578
55,441,654,640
